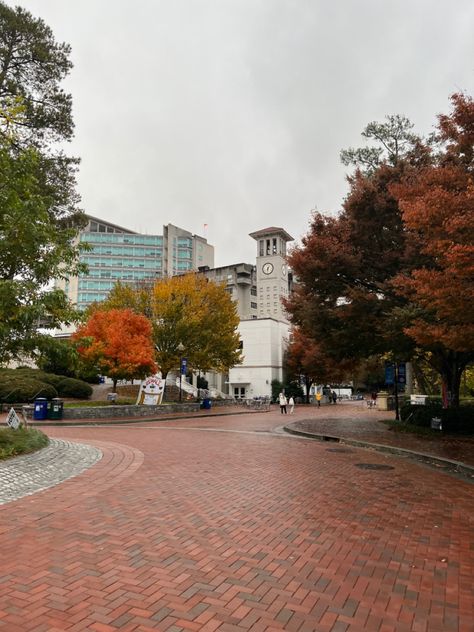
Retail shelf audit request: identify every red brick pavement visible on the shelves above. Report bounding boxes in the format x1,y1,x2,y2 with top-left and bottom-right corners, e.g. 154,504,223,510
0,409,473,631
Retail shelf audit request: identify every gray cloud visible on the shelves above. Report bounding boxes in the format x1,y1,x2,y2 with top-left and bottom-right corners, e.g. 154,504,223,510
10,0,474,265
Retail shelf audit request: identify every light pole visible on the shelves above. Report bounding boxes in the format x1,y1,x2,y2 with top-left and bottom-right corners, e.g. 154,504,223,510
177,342,185,403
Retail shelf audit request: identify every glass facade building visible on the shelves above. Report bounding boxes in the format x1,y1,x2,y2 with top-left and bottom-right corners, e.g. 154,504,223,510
56,215,214,310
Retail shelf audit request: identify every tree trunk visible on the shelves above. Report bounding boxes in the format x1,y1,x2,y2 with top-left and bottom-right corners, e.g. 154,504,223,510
304,375,311,404
440,368,462,408
112,378,118,391
435,351,470,408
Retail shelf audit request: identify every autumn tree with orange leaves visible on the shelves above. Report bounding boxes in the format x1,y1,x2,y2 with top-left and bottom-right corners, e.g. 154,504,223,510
74,308,157,390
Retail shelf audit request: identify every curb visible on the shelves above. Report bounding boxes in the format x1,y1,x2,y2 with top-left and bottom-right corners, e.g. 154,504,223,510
283,424,474,480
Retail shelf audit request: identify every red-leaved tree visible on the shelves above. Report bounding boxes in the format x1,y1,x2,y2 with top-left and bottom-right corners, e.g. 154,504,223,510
391,93,474,405
286,93,473,409
74,308,157,390
285,328,352,403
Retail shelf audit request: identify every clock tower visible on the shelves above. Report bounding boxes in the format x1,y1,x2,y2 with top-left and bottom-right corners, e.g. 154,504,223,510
249,227,294,322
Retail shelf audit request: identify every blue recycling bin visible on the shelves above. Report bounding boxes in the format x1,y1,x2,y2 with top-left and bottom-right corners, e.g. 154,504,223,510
202,398,211,410
33,398,48,420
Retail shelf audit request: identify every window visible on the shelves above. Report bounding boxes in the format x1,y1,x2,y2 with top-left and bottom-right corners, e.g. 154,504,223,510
251,302,257,309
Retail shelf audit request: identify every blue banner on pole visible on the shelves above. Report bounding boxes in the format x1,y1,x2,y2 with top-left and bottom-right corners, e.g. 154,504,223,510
385,364,395,385
398,362,406,384
180,358,188,375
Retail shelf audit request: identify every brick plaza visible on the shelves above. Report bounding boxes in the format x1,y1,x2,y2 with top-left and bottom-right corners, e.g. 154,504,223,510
0,406,472,631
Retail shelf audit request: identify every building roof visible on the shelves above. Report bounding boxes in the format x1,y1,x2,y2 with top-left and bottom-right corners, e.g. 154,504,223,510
86,214,137,234
248,227,294,241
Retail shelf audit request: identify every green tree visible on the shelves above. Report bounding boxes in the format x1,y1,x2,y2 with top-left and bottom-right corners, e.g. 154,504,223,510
340,114,421,173
0,2,73,144
37,336,78,377
0,3,86,363
0,132,86,363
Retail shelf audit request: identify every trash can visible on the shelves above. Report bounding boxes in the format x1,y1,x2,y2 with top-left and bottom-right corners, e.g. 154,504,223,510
48,398,64,420
202,398,212,410
33,398,48,421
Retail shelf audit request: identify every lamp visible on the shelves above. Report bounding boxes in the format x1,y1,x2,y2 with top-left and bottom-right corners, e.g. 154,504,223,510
177,342,185,402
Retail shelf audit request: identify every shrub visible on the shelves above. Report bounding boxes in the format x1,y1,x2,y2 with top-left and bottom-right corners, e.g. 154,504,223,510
400,401,474,434
400,402,442,426
4,368,67,387
442,405,474,435
56,378,93,399
27,371,67,388
0,378,57,403
75,368,101,384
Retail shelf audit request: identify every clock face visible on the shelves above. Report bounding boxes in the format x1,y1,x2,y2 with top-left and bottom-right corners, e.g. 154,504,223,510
262,262,274,275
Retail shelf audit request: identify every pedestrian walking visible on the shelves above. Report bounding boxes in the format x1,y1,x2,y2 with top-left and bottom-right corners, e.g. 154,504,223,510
279,392,287,414
316,391,322,407
288,396,295,414
332,390,337,404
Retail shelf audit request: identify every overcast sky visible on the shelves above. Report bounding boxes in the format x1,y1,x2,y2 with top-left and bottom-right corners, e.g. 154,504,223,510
9,0,474,266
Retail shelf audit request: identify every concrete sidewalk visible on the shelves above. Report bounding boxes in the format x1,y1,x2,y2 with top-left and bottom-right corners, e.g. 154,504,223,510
282,404,474,474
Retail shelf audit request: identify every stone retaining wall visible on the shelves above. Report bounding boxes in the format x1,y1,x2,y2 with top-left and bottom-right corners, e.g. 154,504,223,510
23,402,200,420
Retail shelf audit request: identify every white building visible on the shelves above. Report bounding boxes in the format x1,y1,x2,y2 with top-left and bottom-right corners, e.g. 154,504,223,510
228,318,290,399
226,227,294,399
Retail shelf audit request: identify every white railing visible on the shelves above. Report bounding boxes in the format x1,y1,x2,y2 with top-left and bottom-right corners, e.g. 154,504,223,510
166,374,232,400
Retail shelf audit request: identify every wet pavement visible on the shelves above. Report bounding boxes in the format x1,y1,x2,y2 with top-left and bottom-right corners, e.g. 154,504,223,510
0,402,472,630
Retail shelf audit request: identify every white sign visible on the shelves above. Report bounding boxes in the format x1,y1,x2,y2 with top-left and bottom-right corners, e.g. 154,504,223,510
6,407,21,430
136,375,165,406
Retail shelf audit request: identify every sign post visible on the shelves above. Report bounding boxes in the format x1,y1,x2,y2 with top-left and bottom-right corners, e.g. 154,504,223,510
385,361,405,421
179,357,187,402
6,407,21,430
136,375,165,406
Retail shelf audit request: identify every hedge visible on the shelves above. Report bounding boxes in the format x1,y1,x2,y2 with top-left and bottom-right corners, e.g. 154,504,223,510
56,378,93,399
0,369,92,402
0,378,58,403
400,402,474,435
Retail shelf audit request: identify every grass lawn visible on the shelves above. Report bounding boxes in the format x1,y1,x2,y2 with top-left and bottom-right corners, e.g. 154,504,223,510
0,427,49,460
